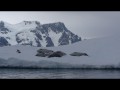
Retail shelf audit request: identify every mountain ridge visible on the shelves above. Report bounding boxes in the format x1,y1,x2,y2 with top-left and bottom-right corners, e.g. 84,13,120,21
0,21,81,47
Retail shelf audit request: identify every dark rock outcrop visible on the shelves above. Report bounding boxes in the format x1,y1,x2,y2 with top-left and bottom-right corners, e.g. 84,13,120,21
58,32,69,45
16,49,21,53
36,49,54,57
0,37,10,46
48,51,66,58
36,49,66,58
0,21,11,34
46,37,54,47
70,52,88,56
34,22,81,47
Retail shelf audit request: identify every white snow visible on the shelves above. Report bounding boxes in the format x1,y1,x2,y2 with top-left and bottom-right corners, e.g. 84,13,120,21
48,28,62,46
0,21,66,47
0,21,81,48
0,21,38,45
40,33,47,47
0,34,120,68
8,21,38,32
16,30,37,46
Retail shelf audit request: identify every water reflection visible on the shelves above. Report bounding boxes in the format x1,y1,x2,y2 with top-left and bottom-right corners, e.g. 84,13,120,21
0,68,120,79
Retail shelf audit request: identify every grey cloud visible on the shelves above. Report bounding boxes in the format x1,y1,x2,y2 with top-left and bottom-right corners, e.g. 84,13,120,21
0,11,120,39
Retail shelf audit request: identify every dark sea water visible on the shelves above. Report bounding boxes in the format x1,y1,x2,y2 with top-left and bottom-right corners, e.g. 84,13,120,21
0,68,120,79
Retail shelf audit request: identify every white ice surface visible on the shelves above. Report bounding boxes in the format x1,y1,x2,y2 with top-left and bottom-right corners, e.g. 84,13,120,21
0,34,120,68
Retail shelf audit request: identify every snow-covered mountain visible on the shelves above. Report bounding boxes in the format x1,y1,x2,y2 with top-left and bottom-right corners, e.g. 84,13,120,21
0,21,81,47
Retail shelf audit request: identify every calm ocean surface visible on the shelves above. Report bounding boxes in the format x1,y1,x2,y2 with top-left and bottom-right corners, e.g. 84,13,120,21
0,68,120,79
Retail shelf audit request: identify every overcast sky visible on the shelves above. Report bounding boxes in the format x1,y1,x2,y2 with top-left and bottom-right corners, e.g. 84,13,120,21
0,11,120,39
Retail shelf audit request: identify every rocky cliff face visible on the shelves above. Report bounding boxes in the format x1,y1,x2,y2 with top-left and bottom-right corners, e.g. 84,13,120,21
0,37,10,46
0,21,81,47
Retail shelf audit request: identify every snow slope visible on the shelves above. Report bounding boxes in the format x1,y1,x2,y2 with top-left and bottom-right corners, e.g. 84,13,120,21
0,34,120,68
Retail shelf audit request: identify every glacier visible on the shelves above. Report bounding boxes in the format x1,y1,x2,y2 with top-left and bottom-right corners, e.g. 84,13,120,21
0,34,120,69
